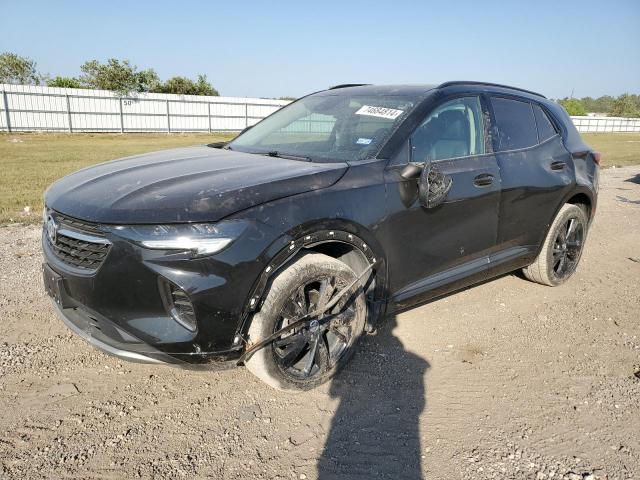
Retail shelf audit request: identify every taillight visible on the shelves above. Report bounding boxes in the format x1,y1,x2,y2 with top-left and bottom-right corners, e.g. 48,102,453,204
593,151,601,166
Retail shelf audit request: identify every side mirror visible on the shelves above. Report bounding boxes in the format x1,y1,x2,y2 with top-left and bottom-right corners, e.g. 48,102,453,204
418,163,452,209
400,162,423,179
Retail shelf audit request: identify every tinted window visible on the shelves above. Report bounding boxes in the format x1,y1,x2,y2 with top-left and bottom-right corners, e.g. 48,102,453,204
410,96,485,162
533,104,558,142
490,97,537,151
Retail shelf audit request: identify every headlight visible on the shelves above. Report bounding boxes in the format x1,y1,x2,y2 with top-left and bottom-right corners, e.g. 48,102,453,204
110,220,248,257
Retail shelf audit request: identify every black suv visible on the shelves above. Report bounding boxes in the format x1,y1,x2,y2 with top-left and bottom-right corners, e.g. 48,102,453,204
43,82,599,390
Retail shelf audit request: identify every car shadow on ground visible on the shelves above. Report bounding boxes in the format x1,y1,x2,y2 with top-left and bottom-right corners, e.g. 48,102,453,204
625,173,640,185
315,272,525,479
317,310,430,480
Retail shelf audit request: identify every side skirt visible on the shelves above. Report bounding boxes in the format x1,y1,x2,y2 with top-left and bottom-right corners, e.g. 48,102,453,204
388,246,534,313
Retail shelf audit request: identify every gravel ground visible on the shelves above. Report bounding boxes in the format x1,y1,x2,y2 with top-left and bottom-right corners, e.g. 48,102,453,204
1,167,639,480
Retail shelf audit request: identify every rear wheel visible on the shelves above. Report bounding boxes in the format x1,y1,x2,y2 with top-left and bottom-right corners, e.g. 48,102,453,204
523,203,588,286
245,252,367,391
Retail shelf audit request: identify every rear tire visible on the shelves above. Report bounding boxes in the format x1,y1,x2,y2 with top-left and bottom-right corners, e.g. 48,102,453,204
523,203,588,286
245,252,367,391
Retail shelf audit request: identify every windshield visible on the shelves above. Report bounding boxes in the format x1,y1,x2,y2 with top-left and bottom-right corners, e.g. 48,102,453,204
228,93,420,162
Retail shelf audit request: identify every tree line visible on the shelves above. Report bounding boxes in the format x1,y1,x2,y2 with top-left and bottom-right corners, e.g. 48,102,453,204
0,52,218,96
558,95,640,118
2,52,638,114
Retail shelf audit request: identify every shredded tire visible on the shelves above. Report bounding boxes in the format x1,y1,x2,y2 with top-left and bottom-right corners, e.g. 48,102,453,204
245,252,366,391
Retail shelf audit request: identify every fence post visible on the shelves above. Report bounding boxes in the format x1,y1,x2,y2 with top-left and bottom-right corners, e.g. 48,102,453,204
166,100,171,133
208,103,212,133
65,95,73,133
119,98,125,133
245,103,248,128
2,91,11,132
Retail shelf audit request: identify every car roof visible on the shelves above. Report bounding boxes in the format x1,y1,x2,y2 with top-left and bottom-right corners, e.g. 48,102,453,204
315,81,547,102
314,84,438,97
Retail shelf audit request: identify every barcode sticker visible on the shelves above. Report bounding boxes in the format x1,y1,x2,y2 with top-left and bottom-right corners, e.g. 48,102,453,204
355,105,404,120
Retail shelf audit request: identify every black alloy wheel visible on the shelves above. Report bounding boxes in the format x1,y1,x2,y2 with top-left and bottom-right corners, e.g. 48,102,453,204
551,216,585,280
272,276,358,381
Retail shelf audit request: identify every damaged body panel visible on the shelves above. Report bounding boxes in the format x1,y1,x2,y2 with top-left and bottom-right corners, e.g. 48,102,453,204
42,82,598,386
45,146,348,224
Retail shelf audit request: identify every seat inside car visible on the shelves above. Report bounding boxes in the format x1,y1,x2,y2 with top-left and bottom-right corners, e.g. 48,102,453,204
429,109,470,160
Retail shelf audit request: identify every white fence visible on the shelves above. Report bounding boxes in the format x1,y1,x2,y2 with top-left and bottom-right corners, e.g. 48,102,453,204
570,115,640,133
1,84,639,134
0,84,289,133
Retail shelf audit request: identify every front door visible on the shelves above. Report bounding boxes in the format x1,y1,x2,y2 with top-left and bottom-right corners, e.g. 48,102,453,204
380,96,501,302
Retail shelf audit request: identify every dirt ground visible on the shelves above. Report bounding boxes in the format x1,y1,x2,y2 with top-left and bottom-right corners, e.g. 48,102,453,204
1,167,639,480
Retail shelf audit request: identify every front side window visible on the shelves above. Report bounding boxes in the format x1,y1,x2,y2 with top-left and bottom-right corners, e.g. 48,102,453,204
229,94,419,162
490,97,538,151
410,96,485,162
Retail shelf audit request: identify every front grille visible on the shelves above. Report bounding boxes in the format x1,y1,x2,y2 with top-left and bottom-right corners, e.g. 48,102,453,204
55,213,103,235
46,211,111,271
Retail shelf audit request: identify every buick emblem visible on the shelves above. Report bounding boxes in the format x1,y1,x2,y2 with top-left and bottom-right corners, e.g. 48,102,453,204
46,216,58,244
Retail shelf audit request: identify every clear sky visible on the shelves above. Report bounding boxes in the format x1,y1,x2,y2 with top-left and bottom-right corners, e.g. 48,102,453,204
2,0,638,99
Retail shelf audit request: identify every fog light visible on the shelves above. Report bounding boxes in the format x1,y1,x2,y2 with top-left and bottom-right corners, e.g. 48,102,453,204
158,278,197,332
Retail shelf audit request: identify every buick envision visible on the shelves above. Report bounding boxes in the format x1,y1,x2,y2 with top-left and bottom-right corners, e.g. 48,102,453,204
42,82,599,390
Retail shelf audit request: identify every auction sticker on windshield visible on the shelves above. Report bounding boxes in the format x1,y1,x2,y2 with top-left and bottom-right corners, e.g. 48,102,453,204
355,105,404,120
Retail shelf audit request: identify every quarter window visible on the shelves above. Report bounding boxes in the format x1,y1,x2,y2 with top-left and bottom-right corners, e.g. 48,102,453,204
410,97,485,162
533,104,558,142
490,97,538,151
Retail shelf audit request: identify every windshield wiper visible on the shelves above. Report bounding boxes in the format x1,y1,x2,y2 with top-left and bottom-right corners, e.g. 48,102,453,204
260,151,312,162
207,141,229,149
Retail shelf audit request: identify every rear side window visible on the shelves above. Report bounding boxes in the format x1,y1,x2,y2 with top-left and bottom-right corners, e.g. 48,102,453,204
533,104,558,142
490,97,537,151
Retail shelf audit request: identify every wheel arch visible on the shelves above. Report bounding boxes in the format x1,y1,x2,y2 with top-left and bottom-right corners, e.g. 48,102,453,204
531,187,594,260
565,191,593,219
236,221,388,344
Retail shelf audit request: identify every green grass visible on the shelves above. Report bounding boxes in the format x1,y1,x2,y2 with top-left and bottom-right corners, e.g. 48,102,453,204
0,132,235,224
0,132,638,225
582,133,640,168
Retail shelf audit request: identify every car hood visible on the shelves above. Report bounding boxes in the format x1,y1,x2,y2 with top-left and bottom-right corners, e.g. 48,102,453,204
45,146,348,224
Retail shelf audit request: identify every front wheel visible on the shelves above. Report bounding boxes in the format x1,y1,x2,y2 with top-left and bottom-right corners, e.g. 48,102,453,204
245,252,367,391
523,203,588,286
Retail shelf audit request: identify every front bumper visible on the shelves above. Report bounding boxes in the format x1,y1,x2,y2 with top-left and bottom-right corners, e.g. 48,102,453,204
51,298,171,365
41,213,276,367
46,277,243,369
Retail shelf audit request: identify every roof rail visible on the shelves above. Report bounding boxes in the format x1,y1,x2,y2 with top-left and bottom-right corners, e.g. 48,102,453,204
329,83,371,90
437,81,546,99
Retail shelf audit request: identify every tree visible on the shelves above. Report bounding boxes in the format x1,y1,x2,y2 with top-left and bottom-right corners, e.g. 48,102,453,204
136,68,161,93
0,52,42,85
559,98,587,116
610,94,640,118
194,74,218,96
582,95,615,114
47,76,83,89
79,58,159,95
154,74,218,96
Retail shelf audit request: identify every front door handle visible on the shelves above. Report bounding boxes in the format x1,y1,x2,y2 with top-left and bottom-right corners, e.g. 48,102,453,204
473,173,494,187
550,161,566,171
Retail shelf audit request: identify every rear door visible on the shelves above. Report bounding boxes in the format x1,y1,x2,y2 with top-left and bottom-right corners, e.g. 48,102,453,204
380,95,501,298
489,96,574,253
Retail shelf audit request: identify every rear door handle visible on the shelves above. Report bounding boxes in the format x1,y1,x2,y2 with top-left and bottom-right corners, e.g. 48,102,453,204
550,161,566,171
473,173,494,187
